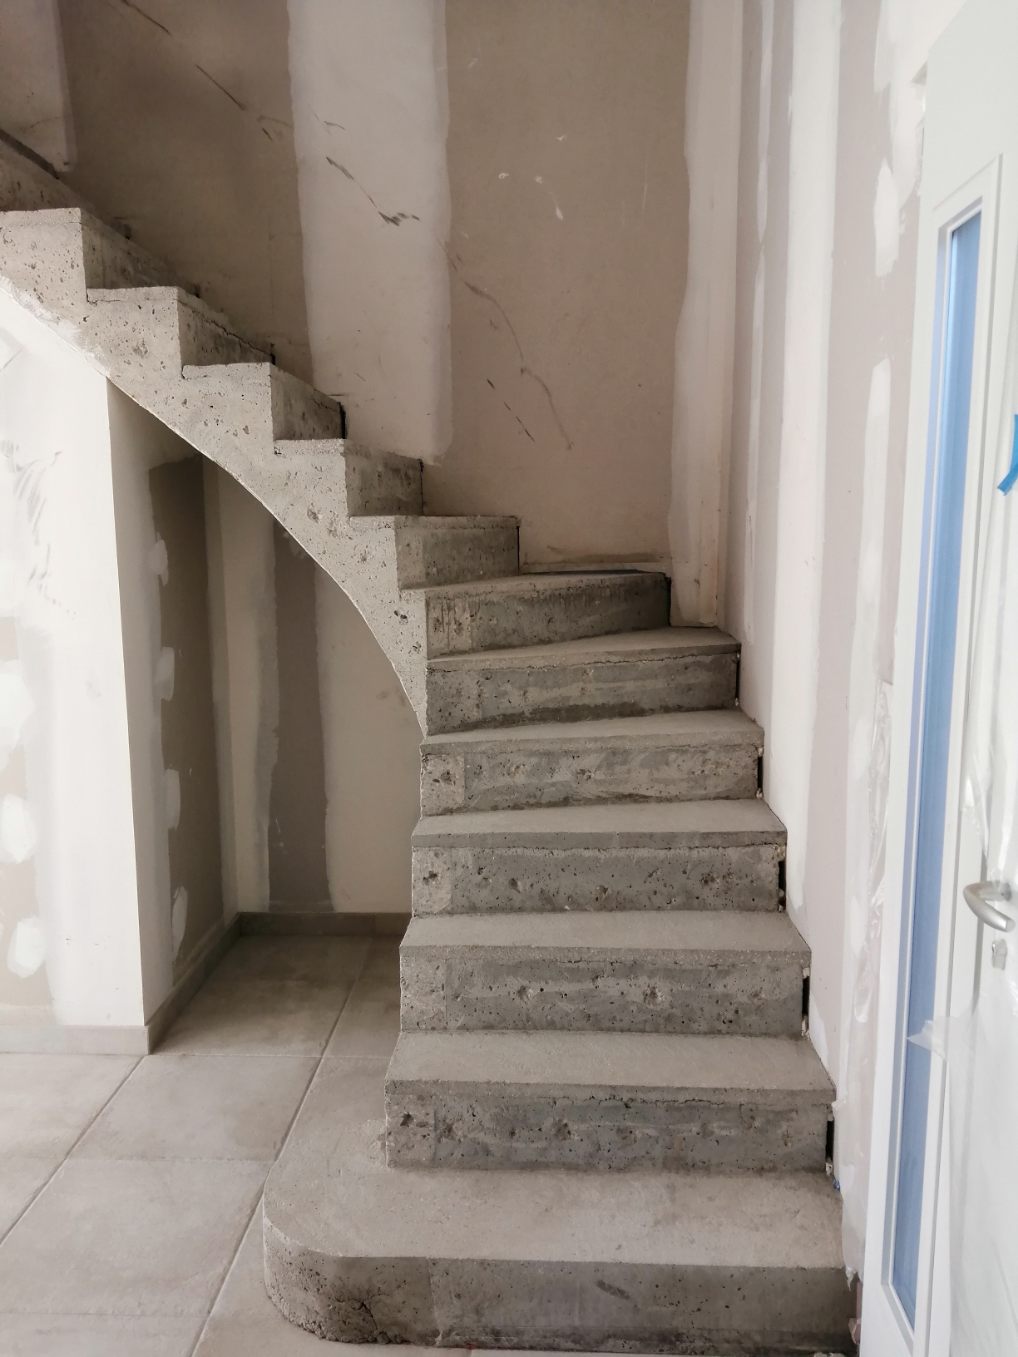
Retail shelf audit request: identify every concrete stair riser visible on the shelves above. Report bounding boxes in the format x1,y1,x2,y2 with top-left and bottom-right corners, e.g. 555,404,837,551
413,841,784,913
400,946,805,1036
419,712,763,815
412,800,786,914
399,913,808,1037
382,516,520,588
423,573,669,657
384,1032,832,1174
424,629,739,733
274,440,424,517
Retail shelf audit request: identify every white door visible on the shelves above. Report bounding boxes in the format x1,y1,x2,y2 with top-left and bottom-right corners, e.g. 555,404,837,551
863,2,1018,1354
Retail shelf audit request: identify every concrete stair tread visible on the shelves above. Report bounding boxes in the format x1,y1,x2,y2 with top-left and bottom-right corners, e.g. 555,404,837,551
421,707,762,751
352,513,520,530
419,569,663,599
413,797,786,847
427,625,738,670
268,1157,843,1268
388,1029,832,1093
402,908,808,956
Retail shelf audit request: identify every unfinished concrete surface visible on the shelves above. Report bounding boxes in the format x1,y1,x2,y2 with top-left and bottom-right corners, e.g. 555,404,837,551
0,129,850,1353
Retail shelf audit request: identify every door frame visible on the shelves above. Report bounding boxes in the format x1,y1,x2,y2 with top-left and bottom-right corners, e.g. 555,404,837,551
863,0,1018,1348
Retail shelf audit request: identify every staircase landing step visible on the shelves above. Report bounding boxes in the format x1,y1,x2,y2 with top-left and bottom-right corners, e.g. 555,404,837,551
264,1055,853,1351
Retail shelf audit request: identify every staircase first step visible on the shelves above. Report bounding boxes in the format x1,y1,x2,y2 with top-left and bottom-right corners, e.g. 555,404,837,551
425,626,739,732
264,1056,853,1351
420,709,762,813
421,570,668,657
385,1029,833,1173
413,798,786,914
400,909,808,1035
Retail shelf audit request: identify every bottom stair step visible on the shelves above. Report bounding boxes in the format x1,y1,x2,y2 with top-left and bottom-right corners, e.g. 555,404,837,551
263,1057,853,1353
384,1029,833,1172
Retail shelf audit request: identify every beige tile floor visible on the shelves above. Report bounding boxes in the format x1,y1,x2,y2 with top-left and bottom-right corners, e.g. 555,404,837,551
0,934,407,1357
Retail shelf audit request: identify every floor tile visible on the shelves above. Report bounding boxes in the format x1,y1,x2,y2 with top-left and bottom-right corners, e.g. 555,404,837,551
0,1158,264,1317
194,1214,455,1356
157,978,353,1056
0,1313,199,1356
0,1054,136,1157
74,1054,316,1161
360,937,401,980
325,972,401,1059
0,1157,56,1236
209,936,371,987
277,1056,388,1170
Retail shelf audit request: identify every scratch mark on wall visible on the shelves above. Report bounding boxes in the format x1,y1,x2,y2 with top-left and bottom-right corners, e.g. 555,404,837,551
444,254,574,450
113,0,172,39
325,157,418,228
194,64,246,113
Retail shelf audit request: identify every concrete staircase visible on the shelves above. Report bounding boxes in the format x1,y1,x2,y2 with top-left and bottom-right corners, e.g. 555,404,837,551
265,635,851,1351
0,137,851,1353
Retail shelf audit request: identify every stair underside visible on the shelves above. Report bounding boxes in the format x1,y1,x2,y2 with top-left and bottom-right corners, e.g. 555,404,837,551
263,1056,853,1353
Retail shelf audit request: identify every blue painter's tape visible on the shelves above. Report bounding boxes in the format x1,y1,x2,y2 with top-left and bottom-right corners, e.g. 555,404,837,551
998,414,1018,494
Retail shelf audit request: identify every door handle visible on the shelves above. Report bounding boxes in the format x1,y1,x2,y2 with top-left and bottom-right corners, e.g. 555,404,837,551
963,881,1015,932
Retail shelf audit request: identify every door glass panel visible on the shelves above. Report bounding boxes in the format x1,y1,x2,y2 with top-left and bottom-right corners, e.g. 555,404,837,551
891,210,982,1326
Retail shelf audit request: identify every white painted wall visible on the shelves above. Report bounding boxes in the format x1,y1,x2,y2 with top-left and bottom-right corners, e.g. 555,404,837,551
0,294,145,1031
724,0,968,1276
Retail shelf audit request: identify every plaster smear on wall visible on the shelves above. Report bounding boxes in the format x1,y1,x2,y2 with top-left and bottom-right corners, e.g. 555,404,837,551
204,466,279,915
765,0,841,937
740,0,774,647
316,576,421,914
669,0,742,625
287,0,452,458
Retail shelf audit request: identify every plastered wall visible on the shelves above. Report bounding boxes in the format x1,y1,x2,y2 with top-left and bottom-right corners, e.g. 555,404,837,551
9,0,693,575
206,470,422,918
0,296,225,1035
724,0,967,1273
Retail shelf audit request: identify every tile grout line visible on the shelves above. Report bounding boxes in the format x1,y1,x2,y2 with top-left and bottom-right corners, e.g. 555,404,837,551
0,1055,142,1250
186,937,381,1356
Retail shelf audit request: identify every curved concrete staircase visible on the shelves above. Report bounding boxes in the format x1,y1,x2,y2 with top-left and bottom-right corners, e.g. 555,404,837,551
0,137,851,1354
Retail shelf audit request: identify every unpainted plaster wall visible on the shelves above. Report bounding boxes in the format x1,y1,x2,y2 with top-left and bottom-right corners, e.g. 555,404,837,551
206,470,421,917
5,0,694,575
427,0,690,570
724,0,967,1273
55,0,312,377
